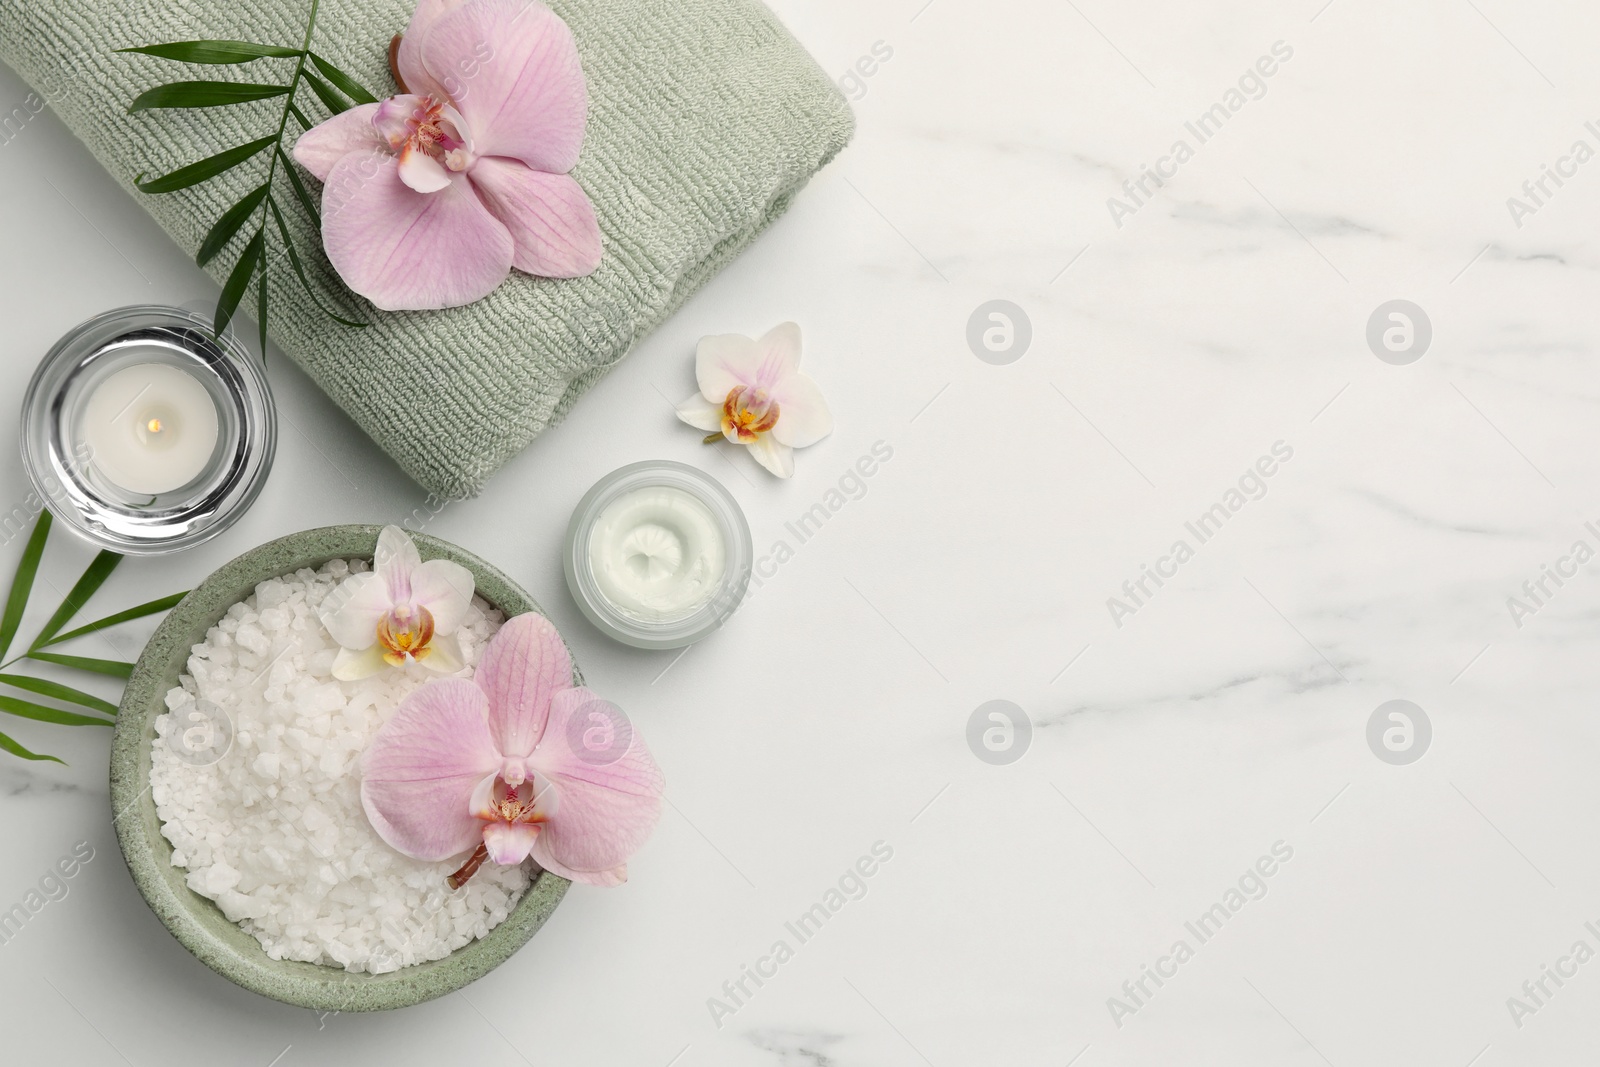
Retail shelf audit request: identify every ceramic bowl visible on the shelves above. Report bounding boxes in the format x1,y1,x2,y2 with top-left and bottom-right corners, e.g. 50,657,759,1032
110,525,570,1011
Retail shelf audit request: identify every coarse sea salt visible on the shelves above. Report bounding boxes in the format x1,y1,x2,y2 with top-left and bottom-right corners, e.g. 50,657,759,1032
149,558,529,974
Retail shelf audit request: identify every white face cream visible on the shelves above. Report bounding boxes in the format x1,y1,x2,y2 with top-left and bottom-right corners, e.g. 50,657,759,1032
588,484,727,622
565,461,752,649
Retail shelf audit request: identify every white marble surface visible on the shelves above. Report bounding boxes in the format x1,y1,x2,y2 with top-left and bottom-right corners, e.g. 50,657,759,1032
4,0,1600,1063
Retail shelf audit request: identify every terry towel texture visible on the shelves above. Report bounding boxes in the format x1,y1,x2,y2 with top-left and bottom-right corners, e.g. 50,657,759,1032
0,0,853,498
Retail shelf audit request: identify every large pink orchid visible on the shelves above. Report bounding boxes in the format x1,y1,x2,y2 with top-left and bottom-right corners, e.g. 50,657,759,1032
292,0,602,310
361,612,663,887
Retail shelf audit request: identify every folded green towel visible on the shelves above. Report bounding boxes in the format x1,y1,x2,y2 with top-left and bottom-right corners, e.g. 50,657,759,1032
0,0,852,498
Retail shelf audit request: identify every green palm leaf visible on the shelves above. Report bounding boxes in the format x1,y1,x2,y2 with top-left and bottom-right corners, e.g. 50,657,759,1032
216,227,266,337
135,136,277,194
0,511,50,662
308,53,377,105
125,0,369,338
31,550,120,650
27,652,135,680
258,246,271,361
129,81,290,112
38,592,187,648
0,694,113,728
268,198,367,327
118,41,303,64
277,147,322,227
0,674,118,717
0,729,63,764
301,71,351,116
198,183,271,268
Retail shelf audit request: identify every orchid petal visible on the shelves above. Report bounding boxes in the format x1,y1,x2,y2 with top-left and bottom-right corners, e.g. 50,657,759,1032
374,525,421,605
361,679,500,861
525,687,663,876
474,613,573,757
675,394,723,432
318,570,392,650
420,0,587,174
483,821,540,865
321,151,513,311
408,558,475,633
468,157,601,278
331,643,389,680
394,0,470,99
770,372,833,448
751,322,803,391
398,143,453,193
747,435,795,478
695,333,760,401
468,772,499,819
420,630,464,673
291,103,384,182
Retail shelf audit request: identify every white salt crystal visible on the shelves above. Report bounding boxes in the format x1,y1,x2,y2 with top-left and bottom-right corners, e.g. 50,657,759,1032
236,626,269,656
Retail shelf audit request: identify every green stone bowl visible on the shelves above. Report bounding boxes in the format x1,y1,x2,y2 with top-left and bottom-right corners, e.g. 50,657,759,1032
110,525,571,1011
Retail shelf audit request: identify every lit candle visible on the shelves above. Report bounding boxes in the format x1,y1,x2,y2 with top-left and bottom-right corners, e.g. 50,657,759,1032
81,363,220,495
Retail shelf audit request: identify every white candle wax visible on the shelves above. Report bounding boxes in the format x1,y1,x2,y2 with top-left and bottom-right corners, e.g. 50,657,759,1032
81,363,220,495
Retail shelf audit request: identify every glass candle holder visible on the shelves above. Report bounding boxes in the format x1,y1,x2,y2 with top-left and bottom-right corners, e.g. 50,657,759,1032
19,305,276,554
564,461,752,649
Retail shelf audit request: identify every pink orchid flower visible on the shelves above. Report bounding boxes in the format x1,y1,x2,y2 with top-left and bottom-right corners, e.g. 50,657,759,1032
676,322,833,478
291,0,602,310
318,525,475,680
361,612,663,887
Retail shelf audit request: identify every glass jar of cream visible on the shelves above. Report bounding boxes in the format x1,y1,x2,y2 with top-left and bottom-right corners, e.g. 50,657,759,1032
564,461,752,649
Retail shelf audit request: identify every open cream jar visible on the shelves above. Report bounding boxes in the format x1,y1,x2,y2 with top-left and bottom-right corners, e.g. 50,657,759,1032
564,461,752,648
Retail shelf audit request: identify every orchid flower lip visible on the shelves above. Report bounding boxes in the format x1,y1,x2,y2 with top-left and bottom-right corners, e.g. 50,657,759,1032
721,385,780,442
373,94,476,189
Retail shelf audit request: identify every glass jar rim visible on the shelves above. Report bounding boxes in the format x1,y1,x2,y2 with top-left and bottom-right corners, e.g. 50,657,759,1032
563,460,752,649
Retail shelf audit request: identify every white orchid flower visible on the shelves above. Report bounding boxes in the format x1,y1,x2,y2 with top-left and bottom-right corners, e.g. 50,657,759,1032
319,525,474,680
675,322,833,478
